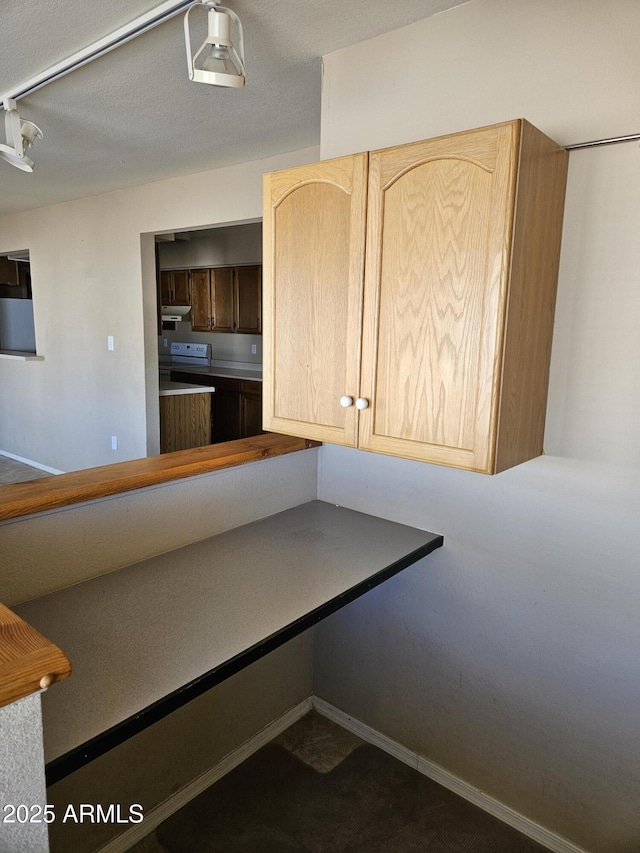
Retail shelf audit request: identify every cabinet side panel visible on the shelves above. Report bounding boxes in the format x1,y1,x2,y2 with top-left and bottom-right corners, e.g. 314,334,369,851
494,122,569,472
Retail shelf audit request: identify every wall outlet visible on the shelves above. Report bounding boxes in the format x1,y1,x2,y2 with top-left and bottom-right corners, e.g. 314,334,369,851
111,436,118,450
251,344,257,355
163,338,168,348
107,335,114,351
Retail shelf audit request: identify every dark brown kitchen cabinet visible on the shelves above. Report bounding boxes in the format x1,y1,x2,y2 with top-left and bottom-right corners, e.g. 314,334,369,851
190,269,211,331
0,256,19,286
160,269,190,306
170,371,263,443
190,265,261,334
212,377,264,443
212,268,235,332
213,378,241,443
191,268,234,332
234,265,262,334
240,380,263,437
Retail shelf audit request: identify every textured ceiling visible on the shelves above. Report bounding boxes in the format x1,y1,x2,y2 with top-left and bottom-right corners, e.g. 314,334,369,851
0,0,468,216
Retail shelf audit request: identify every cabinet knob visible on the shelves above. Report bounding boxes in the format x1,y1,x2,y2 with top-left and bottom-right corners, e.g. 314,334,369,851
339,396,354,408
355,397,369,410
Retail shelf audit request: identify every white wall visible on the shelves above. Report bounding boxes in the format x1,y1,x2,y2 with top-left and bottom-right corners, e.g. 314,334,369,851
0,695,48,853
0,147,316,474
314,3,640,852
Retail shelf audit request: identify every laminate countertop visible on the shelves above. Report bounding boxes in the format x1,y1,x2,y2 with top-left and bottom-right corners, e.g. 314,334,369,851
16,501,443,783
169,364,263,383
159,379,216,396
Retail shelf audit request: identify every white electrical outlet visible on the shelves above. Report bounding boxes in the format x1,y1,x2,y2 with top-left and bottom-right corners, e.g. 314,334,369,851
251,344,257,355
111,436,118,450
107,336,115,351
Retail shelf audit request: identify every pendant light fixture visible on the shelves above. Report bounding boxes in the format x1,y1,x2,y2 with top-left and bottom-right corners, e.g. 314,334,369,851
0,100,43,172
184,2,246,88
0,0,246,174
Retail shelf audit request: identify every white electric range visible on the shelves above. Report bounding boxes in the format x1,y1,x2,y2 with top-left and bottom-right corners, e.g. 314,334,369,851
159,341,211,380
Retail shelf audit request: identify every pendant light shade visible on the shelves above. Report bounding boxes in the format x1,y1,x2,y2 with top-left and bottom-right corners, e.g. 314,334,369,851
0,100,43,172
185,3,246,88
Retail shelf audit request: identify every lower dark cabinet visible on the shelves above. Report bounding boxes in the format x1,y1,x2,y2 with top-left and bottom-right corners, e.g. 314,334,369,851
170,372,263,443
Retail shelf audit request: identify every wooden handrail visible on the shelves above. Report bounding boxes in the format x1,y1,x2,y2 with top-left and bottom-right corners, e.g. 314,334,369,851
0,602,71,709
0,434,320,521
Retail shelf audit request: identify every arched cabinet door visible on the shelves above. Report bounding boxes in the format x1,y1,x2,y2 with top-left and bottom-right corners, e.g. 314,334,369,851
359,123,520,472
263,155,368,446
361,121,569,474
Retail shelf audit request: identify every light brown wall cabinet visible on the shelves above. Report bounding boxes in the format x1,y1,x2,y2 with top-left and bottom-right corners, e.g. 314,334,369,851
191,265,261,334
160,269,190,306
263,120,568,474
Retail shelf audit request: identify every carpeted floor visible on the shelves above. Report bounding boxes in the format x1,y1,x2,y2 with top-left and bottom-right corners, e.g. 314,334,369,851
130,712,548,852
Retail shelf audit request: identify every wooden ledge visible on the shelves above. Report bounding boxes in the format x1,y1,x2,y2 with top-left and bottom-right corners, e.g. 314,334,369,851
0,602,71,710
0,434,320,522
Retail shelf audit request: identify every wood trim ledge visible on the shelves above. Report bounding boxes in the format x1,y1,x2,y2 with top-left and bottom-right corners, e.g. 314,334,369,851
0,434,320,521
0,602,71,709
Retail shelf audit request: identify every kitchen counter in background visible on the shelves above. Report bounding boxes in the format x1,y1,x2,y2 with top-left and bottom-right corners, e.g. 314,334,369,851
165,363,263,444
168,361,262,383
159,380,216,396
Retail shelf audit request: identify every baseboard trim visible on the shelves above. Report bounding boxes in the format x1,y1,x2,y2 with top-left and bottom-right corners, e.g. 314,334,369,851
312,697,591,853
0,449,64,475
95,697,312,853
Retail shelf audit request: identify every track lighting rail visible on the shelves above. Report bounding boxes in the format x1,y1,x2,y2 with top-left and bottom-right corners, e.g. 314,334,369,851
0,0,197,105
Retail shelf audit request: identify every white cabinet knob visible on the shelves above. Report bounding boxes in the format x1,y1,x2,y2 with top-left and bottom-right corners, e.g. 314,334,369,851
340,395,354,408
355,397,369,410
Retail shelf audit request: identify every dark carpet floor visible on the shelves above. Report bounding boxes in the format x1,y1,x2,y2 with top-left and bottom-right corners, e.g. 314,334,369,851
137,713,548,853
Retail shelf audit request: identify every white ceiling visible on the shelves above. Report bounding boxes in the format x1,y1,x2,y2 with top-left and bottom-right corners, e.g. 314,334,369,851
0,0,467,217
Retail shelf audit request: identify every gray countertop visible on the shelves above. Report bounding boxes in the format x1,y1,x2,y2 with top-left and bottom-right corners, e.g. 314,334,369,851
159,379,216,396
169,364,263,383
16,501,442,771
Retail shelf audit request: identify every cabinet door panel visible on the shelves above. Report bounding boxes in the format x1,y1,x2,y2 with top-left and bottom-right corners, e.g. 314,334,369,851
191,269,211,331
213,386,241,442
235,265,262,334
263,155,367,445
240,390,263,438
160,271,172,305
212,268,234,332
161,269,190,306
172,269,190,304
359,123,519,471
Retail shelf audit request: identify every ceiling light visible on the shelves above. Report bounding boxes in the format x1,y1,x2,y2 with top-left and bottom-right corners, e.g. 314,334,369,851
184,2,246,88
0,100,43,173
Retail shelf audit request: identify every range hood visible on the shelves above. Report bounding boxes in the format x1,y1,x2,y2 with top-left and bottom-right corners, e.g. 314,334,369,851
161,305,191,322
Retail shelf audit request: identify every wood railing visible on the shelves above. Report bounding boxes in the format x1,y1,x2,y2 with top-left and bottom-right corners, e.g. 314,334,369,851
0,434,320,521
0,602,71,709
